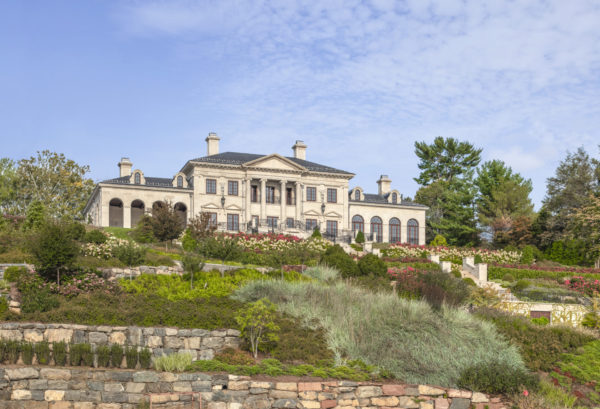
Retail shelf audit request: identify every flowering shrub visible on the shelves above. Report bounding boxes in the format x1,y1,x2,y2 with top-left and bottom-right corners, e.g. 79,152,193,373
81,233,141,260
563,276,600,297
383,243,521,264
494,263,600,275
12,268,118,299
223,233,330,254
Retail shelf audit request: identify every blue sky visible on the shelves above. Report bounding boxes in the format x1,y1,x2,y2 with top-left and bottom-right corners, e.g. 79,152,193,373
2,0,599,208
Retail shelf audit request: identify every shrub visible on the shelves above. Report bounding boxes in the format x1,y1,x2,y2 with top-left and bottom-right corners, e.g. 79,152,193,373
520,245,536,265
457,362,539,394
20,286,59,313
3,266,28,282
358,254,387,277
153,352,193,372
96,345,111,367
268,316,334,364
29,220,79,283
462,277,476,287
35,341,50,365
582,312,600,329
311,227,322,238
110,344,124,368
320,245,359,278
126,346,138,369
70,343,92,366
0,340,6,362
131,215,156,244
430,234,447,247
21,342,34,364
303,265,339,282
139,348,152,369
5,340,20,363
531,316,549,326
114,242,147,267
84,229,107,244
67,222,86,241
502,273,515,282
22,200,46,231
53,341,67,366
513,279,531,292
474,254,484,264
355,231,365,244
475,308,595,371
215,347,255,366
236,298,280,358
421,270,471,309
0,296,7,317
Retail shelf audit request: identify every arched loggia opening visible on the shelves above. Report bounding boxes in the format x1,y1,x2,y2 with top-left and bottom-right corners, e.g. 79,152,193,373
131,200,145,227
109,198,124,227
174,202,187,227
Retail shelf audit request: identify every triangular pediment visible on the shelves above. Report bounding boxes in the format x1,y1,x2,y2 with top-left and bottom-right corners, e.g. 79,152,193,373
303,209,321,217
325,211,342,218
243,154,306,172
201,203,220,210
225,204,242,211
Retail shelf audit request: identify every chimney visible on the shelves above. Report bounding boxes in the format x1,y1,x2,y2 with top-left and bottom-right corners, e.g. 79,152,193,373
118,157,132,177
377,174,392,196
206,132,220,156
292,140,307,160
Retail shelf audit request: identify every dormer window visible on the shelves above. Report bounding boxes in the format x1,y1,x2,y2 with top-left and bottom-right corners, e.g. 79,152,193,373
354,190,360,201
134,173,141,185
392,192,397,204
177,175,183,188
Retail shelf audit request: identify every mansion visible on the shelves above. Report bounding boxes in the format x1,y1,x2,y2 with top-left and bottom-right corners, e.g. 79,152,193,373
83,134,427,244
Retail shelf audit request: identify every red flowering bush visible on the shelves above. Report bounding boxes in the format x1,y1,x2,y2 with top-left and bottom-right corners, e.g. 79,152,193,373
563,276,600,297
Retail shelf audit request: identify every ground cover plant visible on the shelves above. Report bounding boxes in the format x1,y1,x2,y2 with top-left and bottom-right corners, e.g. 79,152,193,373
234,280,526,387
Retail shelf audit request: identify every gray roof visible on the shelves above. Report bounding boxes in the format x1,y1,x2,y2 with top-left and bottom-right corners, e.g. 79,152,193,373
190,152,354,175
350,192,428,208
100,176,192,190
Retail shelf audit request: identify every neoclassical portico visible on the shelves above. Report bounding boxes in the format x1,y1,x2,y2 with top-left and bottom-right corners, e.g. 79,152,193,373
83,134,427,244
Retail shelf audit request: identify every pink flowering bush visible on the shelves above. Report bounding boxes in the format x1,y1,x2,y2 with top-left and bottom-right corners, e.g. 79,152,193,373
81,233,141,260
383,243,521,264
223,233,330,254
563,276,600,297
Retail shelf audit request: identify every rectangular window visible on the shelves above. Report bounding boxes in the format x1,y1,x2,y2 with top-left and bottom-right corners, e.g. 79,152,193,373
327,188,337,203
286,187,295,205
206,179,217,194
228,181,238,196
267,216,278,229
251,185,259,203
286,218,294,228
207,213,217,227
326,220,338,236
266,186,276,204
306,187,316,201
227,214,239,231
305,219,317,231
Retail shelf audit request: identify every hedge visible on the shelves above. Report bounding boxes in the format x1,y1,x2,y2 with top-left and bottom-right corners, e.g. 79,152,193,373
488,266,600,282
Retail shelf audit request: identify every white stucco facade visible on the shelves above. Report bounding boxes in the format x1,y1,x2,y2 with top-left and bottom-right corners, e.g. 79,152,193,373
84,134,427,244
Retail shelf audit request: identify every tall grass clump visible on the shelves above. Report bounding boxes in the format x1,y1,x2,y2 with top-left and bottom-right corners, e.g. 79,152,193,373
153,352,193,372
234,280,526,387
303,265,339,282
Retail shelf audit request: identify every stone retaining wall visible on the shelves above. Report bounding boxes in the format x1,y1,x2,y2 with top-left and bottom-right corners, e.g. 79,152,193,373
0,323,240,361
0,366,504,409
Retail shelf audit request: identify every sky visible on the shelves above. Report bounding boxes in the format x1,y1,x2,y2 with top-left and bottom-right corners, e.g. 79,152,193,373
1,0,599,208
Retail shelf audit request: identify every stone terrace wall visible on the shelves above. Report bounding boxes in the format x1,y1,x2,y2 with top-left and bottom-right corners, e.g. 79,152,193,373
0,323,240,361
0,366,504,409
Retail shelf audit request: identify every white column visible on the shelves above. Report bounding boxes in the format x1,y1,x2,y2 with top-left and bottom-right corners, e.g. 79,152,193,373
123,204,131,228
280,180,287,228
260,178,266,222
295,182,301,223
245,178,251,227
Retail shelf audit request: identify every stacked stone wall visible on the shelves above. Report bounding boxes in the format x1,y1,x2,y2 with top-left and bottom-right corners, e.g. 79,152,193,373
0,323,240,361
0,366,505,409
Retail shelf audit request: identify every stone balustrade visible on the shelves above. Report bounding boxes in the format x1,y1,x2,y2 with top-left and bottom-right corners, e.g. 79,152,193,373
0,366,504,409
0,323,240,361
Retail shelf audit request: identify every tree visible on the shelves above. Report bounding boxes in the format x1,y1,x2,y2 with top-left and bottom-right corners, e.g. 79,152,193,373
182,252,205,289
0,158,17,215
187,213,217,242
569,194,600,268
355,230,365,244
414,136,482,186
209,235,242,277
22,200,46,231
114,242,147,280
150,201,184,248
29,220,80,285
14,150,95,219
542,147,599,244
413,137,482,246
235,298,280,358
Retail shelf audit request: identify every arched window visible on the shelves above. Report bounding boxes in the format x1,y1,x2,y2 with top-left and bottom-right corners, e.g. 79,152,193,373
108,198,124,227
408,219,419,245
134,172,141,184
371,216,383,243
389,218,401,243
174,202,187,227
391,192,397,204
352,215,364,233
354,190,360,201
177,175,183,188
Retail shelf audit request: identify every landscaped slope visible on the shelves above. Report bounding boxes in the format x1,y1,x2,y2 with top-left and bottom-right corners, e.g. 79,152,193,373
234,280,526,387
